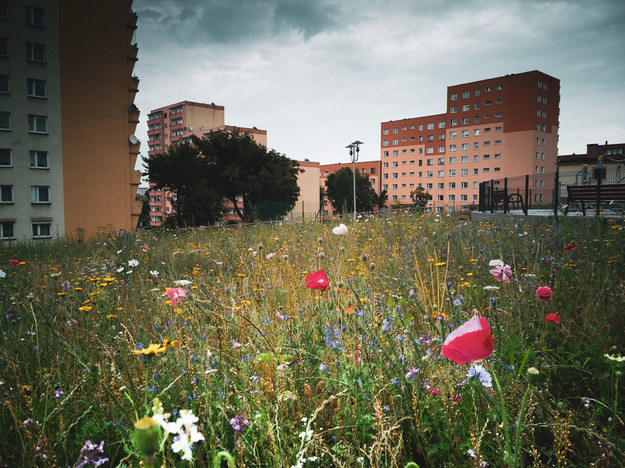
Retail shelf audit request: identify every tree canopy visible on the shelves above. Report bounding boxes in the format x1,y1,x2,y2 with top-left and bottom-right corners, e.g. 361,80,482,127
410,186,432,208
324,167,379,214
144,130,301,226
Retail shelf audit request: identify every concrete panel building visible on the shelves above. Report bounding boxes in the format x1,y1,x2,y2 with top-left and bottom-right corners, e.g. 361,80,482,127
381,71,560,211
0,0,141,240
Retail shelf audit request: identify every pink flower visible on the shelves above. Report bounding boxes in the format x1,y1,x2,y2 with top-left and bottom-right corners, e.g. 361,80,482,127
305,270,329,291
9,259,19,267
442,316,494,365
165,287,187,306
430,389,441,396
535,286,553,302
544,313,561,324
489,259,512,283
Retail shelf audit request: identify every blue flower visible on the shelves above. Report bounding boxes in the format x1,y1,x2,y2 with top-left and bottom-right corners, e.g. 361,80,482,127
466,364,492,388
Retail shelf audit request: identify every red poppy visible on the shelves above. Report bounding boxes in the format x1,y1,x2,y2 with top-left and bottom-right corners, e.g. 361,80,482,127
442,316,494,365
535,286,553,302
564,242,577,253
544,313,561,324
9,259,19,267
430,389,441,396
305,270,329,291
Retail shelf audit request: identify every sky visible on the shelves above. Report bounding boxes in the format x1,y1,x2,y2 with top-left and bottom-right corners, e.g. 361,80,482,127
132,0,625,166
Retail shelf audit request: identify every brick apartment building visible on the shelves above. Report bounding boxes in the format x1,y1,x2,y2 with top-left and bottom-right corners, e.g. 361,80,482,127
320,160,382,217
0,0,141,240
145,101,267,226
381,70,560,211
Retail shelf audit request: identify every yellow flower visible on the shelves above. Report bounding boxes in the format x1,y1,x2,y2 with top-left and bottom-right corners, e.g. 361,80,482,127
78,305,92,311
132,343,167,356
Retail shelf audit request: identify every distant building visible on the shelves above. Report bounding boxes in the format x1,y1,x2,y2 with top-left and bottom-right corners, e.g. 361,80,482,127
288,160,321,221
320,160,382,217
381,70,560,211
558,142,625,186
145,101,268,225
0,0,142,240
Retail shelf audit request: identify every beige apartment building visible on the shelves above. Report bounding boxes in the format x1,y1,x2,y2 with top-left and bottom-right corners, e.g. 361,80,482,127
381,71,560,211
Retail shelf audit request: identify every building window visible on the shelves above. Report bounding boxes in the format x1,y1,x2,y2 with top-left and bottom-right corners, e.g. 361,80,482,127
383,151,389,157
427,123,434,130
0,148,11,166
1,184,13,203
449,182,456,189
449,169,456,176
450,106,457,113
474,155,479,162
392,150,399,156
449,195,456,201
437,170,444,177
437,158,445,165
426,171,433,178
170,106,183,114
383,129,389,135
392,161,399,167
392,139,399,145
474,103,480,110
426,183,432,189
392,184,398,190
0,221,15,240
449,144,456,152
461,143,469,151
438,146,445,153
461,194,468,201
461,169,468,176
29,150,48,168
461,182,468,188
494,140,502,145
450,119,457,127
462,117,469,125
32,221,51,239
483,168,490,173
27,78,46,98
383,184,388,190
28,114,47,133
450,93,458,100
437,195,444,201
494,153,501,159
392,173,398,179
31,185,50,203
449,157,456,164
25,6,44,26
473,168,479,175
462,104,470,111
26,42,45,62
461,156,468,163
0,111,10,130
0,74,8,93
449,131,456,139
495,113,502,118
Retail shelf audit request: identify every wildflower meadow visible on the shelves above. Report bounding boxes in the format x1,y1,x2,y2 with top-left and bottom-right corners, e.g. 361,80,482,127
0,212,624,467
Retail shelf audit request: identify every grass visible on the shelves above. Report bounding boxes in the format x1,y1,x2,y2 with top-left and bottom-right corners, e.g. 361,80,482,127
0,212,623,467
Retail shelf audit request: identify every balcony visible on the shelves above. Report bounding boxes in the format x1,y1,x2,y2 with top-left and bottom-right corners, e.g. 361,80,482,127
127,43,138,62
128,75,139,93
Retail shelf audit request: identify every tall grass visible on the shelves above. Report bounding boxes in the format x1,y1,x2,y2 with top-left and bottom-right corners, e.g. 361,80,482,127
0,212,623,467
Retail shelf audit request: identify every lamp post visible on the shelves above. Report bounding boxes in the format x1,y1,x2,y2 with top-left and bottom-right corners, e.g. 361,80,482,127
346,140,363,220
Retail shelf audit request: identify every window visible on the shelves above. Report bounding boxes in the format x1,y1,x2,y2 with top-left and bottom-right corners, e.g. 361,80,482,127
438,122,445,128
27,78,46,98
462,91,470,98
437,170,444,177
437,195,444,201
449,170,456,176
427,135,434,142
474,103,480,110
484,114,491,119
382,140,389,147
438,133,445,140
382,163,388,168
26,6,44,26
461,194,468,201
401,126,407,130
29,150,48,168
449,182,456,189
461,143,469,151
449,144,456,152
494,140,502,145
426,171,433,178
0,111,10,130
392,184,398,190
449,131,457,139
437,182,444,189
461,156,468,163
426,183,433,189
485,87,491,92
419,125,423,130
0,74,8,93
462,117,469,125
461,182,468,188
450,93,458,100
496,85,503,90
437,158,445,165
170,106,183,114
449,157,456,164
427,123,434,130
473,168,479,175
26,42,45,62
0,148,11,166
494,153,501,159
28,114,47,133
450,106,457,113
483,154,490,159
392,139,399,145
483,168,490,173
474,116,480,123
450,119,457,127
461,130,469,137
494,167,501,172
383,184,388,190
495,126,502,132
449,195,456,201
438,146,445,153
32,221,51,239
0,221,15,240
392,150,399,156
475,90,481,96
495,113,502,118
383,151,389,157
461,169,468,176
392,161,399,167
1,184,13,203
484,127,491,133
473,155,479,162
483,141,490,147
31,185,50,203
383,129,389,135
392,173,398,179
370,168,375,174
426,148,434,154
392,127,399,134
383,174,388,179
462,104,470,111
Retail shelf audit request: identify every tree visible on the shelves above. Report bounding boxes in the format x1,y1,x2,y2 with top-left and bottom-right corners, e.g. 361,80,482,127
325,167,378,214
376,189,388,210
144,142,224,227
193,131,301,223
410,186,432,209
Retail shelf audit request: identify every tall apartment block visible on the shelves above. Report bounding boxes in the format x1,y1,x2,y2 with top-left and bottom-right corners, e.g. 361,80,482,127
381,71,560,210
0,0,142,240
146,101,268,225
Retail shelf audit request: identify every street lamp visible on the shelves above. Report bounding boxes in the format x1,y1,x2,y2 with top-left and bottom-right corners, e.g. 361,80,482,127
346,140,363,220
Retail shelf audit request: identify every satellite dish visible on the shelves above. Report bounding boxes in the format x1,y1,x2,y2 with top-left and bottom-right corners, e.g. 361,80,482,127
129,103,138,113
189,126,194,131
129,135,139,145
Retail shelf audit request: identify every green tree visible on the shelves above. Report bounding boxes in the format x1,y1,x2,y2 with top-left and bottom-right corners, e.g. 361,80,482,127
376,189,388,210
325,167,378,214
410,186,432,209
193,131,301,223
144,142,224,227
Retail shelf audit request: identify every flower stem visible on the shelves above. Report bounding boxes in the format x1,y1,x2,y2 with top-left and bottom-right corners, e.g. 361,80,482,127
514,383,532,463
488,361,514,466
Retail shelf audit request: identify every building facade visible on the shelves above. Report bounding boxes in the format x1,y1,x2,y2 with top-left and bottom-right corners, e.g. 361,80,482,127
558,142,625,186
381,71,560,211
0,0,141,240
145,101,268,226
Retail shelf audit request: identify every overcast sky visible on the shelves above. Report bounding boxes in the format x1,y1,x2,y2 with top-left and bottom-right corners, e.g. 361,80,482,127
132,0,625,165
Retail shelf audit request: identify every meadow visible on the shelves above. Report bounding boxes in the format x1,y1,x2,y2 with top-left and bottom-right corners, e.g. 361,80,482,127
0,212,623,467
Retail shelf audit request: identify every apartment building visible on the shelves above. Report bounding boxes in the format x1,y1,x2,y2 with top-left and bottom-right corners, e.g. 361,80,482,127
320,160,382,217
558,142,625,186
145,101,268,225
0,0,142,240
381,71,560,211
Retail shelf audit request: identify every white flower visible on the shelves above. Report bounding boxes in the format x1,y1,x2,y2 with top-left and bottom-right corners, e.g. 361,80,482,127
482,285,500,291
488,259,504,267
332,223,348,235
174,279,193,287
299,429,313,441
0,269,5,278
149,270,159,277
116,267,125,273
128,259,139,267
266,252,276,259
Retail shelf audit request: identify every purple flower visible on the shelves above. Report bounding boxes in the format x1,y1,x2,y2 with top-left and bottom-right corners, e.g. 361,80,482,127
405,367,420,381
75,440,109,468
229,413,250,436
